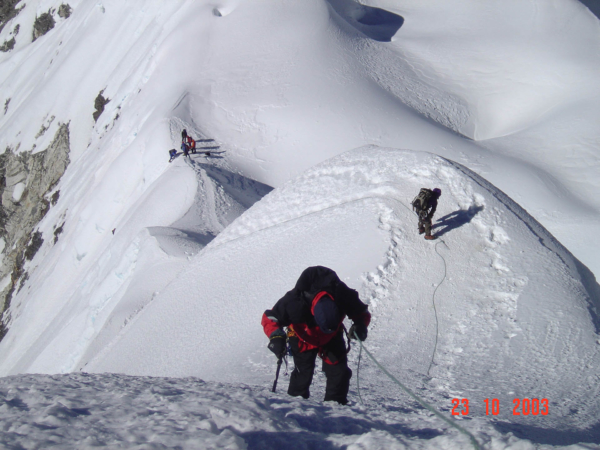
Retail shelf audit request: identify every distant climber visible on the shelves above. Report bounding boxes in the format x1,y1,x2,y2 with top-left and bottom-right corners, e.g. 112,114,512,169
181,129,196,155
168,149,177,162
262,266,371,405
412,188,441,240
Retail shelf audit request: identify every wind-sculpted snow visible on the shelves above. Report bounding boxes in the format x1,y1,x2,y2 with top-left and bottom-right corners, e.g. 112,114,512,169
185,0,600,276
88,147,600,443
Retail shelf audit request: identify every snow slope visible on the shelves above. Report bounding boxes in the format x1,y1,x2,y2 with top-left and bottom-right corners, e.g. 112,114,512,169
0,0,599,448
195,0,600,276
87,148,600,438
1,1,599,375
0,152,271,376
3,372,590,450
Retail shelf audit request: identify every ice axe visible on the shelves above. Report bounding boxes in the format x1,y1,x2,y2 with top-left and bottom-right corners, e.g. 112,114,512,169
272,356,283,393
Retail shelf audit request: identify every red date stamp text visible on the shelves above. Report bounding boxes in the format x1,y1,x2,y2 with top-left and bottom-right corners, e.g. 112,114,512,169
451,398,549,416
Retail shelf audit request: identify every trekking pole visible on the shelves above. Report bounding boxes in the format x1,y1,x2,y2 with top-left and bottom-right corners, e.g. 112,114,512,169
272,356,283,393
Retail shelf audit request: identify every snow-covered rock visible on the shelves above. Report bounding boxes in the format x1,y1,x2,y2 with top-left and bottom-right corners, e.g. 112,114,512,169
0,123,70,328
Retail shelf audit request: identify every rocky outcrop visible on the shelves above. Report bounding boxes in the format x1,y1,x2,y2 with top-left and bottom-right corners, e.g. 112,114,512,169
58,4,72,19
0,23,18,52
0,124,71,341
0,0,22,33
0,36,14,52
93,90,110,122
32,11,55,41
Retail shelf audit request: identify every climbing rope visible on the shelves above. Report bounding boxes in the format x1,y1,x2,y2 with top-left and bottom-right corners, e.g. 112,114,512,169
352,331,481,450
377,195,451,378
352,196,452,402
428,239,449,377
349,210,479,448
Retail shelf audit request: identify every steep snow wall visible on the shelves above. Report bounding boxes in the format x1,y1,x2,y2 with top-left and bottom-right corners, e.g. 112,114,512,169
0,0,233,355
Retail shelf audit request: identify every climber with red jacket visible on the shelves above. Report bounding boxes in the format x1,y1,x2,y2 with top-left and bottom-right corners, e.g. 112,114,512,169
261,266,371,405
181,129,196,155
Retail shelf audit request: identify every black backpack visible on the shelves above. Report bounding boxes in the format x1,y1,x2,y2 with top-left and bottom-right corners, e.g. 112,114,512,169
412,188,433,213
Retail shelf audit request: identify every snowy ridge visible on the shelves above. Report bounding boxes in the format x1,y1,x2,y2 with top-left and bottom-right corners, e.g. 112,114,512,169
444,158,600,335
0,145,270,376
83,147,600,439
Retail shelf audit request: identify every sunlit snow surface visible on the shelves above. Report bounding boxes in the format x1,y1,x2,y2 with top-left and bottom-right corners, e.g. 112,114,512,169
1,0,600,448
1,372,597,450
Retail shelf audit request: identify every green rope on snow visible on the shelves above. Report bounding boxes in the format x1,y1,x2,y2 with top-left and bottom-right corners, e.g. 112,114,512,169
353,331,481,450
428,239,449,377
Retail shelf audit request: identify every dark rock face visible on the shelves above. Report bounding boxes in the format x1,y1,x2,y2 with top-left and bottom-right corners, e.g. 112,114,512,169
24,231,44,261
1,23,18,52
93,90,110,122
58,4,72,19
0,124,71,341
0,36,14,52
0,0,22,33
32,11,56,41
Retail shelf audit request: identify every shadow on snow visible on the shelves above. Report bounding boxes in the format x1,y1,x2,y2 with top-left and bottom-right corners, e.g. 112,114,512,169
579,0,600,20
326,0,404,42
239,401,442,449
492,420,600,447
432,205,484,237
